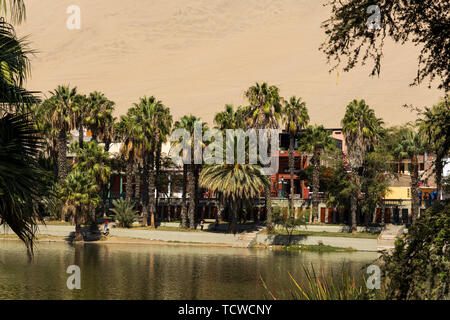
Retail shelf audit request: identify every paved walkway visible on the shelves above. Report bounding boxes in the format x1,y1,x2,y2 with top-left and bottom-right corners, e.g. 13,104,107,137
377,224,405,251
1,225,240,244
1,224,380,251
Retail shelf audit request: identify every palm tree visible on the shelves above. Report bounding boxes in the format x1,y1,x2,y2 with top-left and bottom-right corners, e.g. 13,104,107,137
85,91,116,151
72,94,89,148
199,163,270,234
70,140,111,227
244,82,282,231
213,105,247,222
40,85,78,185
0,20,37,108
282,96,309,210
298,125,335,223
58,170,100,241
342,99,383,232
115,108,143,202
214,104,247,130
133,96,172,228
0,113,48,252
418,97,450,201
392,128,426,224
172,115,206,229
0,1,50,252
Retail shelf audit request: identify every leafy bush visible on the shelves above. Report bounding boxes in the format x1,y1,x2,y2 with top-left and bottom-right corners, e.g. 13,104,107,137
273,207,307,245
110,198,137,228
381,200,450,300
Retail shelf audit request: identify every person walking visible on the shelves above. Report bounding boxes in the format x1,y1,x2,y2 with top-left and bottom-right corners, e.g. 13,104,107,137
200,219,205,231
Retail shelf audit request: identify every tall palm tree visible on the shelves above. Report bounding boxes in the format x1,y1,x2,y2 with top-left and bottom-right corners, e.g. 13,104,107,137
342,99,383,232
40,85,78,185
244,82,282,231
133,96,172,228
172,115,206,229
282,96,309,210
85,91,116,151
298,125,335,223
392,128,426,224
199,163,270,234
115,108,143,202
213,105,247,222
418,97,450,202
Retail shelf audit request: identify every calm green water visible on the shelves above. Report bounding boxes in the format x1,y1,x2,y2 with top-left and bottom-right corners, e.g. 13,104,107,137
0,240,377,300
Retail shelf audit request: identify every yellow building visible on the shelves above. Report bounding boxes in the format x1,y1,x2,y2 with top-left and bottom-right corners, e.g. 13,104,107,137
385,187,411,200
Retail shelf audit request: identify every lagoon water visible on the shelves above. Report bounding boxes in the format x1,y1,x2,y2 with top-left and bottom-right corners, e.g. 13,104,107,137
0,241,377,300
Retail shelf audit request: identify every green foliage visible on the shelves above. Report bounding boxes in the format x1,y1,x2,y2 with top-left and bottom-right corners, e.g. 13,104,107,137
262,266,380,300
342,99,383,170
110,198,137,228
321,0,449,90
70,140,111,186
282,96,309,135
214,104,247,130
57,170,99,226
272,207,306,244
381,201,450,300
0,113,49,251
244,82,282,130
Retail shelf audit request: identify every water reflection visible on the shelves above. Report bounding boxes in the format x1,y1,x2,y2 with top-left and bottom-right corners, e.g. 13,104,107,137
0,241,377,300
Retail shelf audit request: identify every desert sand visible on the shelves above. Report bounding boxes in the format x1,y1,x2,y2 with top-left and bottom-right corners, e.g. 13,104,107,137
17,0,443,127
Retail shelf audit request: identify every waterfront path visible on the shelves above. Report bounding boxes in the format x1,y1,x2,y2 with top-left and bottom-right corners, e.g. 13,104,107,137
377,224,405,251
1,224,380,251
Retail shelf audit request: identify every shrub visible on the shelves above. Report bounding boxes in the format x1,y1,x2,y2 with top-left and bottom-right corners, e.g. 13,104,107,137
380,200,450,300
110,198,137,228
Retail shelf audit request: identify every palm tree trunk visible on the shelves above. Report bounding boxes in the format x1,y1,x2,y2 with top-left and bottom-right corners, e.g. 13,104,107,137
265,185,273,232
149,153,156,228
78,125,84,149
141,156,149,227
230,198,238,234
289,134,295,211
58,129,68,222
181,164,188,228
74,207,83,241
350,173,359,232
312,150,320,223
125,160,134,200
135,163,141,203
57,129,68,182
187,164,196,229
435,154,443,202
411,155,420,224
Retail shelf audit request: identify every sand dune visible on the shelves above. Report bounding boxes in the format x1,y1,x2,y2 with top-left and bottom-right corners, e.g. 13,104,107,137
17,0,442,127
